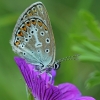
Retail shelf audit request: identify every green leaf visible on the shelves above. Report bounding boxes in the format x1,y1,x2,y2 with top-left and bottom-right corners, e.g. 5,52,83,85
79,10,100,38
86,71,100,88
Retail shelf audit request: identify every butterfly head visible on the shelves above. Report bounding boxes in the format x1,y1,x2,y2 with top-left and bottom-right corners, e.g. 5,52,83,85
52,61,61,70
52,55,79,70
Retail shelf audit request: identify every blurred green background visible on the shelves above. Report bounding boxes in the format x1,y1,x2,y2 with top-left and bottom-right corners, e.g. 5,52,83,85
0,0,100,99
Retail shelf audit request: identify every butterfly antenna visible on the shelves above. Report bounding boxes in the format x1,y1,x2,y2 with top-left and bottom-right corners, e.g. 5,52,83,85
56,54,80,63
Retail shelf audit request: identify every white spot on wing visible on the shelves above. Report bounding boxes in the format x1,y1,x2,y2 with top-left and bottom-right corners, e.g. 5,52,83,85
45,38,50,43
40,31,45,36
30,24,42,48
45,49,50,53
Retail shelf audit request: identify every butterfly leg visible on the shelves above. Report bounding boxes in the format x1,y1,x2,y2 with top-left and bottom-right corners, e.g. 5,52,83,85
47,72,53,84
37,70,46,79
37,69,53,84
46,68,54,84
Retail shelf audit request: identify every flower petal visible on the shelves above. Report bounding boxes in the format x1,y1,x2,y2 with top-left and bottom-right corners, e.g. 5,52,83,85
58,83,81,100
76,96,95,100
25,71,62,100
14,57,95,100
37,68,56,85
14,57,34,89
14,57,61,100
14,57,56,84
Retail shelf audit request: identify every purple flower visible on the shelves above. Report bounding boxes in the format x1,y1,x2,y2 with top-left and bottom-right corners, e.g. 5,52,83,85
14,57,95,100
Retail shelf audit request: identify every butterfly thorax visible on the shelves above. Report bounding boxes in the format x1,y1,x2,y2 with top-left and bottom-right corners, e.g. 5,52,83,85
34,61,60,73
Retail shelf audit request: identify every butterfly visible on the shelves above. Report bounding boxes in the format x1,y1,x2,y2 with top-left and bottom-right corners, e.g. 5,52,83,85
10,2,78,75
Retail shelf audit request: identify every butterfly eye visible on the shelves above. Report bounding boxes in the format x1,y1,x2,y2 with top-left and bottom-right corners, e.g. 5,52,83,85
53,62,60,70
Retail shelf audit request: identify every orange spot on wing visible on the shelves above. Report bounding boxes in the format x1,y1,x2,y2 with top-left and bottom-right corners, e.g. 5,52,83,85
33,9,37,13
28,12,33,17
38,21,43,27
21,26,27,31
26,22,31,27
31,20,36,25
14,41,20,46
17,31,23,37
26,9,33,17
43,24,48,31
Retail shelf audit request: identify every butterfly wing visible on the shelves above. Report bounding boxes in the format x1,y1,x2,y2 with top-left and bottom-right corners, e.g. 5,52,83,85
10,2,55,69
